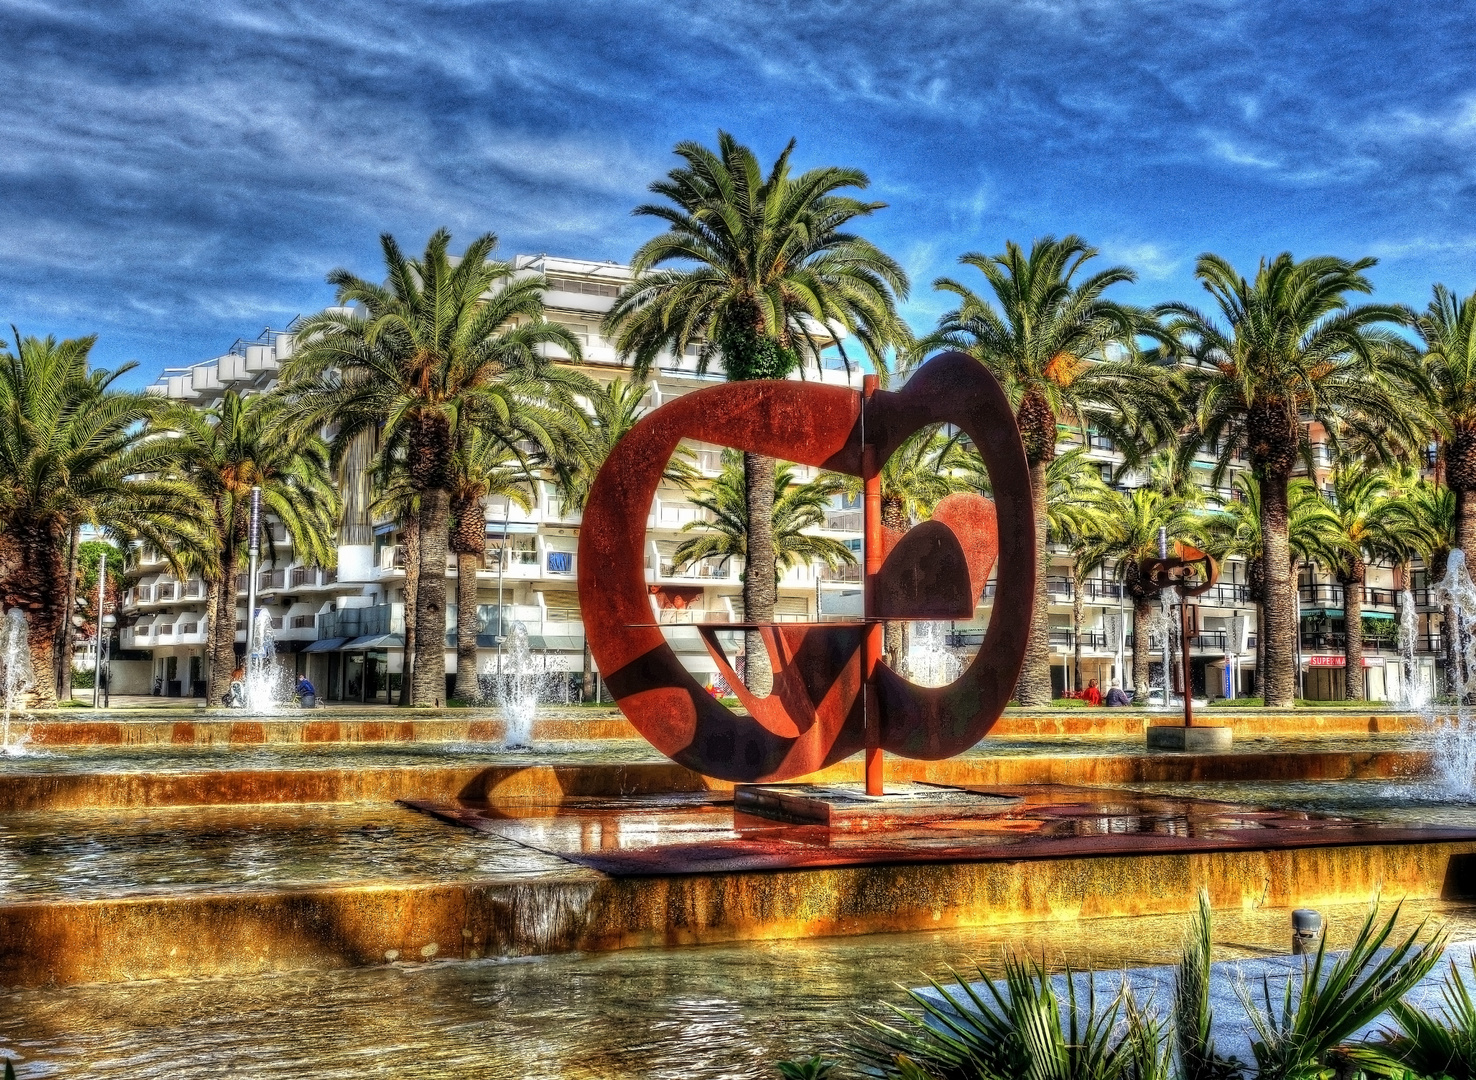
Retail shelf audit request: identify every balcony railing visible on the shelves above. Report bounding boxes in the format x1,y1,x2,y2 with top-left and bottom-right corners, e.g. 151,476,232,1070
1299,583,1403,608
317,604,400,640
824,510,862,532
820,564,862,583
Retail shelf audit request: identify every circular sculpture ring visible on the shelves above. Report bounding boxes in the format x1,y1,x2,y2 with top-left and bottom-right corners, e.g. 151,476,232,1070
577,351,1035,782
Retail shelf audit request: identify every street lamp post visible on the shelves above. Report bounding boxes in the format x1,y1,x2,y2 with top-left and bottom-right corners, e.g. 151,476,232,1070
93,550,107,708
245,486,262,667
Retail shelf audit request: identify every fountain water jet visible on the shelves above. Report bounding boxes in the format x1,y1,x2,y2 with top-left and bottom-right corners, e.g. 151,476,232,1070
244,608,288,713
1428,551,1476,795
1398,588,1430,709
0,608,34,754
488,621,554,749
904,622,961,688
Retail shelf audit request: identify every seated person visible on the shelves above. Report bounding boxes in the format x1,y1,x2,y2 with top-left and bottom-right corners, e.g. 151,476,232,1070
224,667,246,708
1103,679,1132,707
296,675,316,706
1082,679,1102,706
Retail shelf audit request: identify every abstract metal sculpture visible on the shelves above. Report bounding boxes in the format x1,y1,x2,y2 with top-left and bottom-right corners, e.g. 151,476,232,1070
1137,537,1220,728
577,351,1036,786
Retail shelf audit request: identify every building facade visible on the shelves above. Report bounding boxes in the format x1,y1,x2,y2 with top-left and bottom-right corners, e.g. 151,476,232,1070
125,256,1445,703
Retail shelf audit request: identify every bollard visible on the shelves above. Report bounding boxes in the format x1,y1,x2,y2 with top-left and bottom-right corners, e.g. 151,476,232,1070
1292,908,1323,954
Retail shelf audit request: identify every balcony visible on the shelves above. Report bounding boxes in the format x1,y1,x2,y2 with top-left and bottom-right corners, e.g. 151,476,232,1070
1298,583,1402,608
317,604,401,641
820,564,862,584
824,510,862,532
659,557,735,582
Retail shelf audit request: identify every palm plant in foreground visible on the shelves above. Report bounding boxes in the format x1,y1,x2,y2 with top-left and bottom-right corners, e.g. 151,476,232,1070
1163,252,1424,707
822,893,1443,1080
282,229,588,706
0,333,208,705
922,235,1180,705
604,131,910,693
170,390,339,701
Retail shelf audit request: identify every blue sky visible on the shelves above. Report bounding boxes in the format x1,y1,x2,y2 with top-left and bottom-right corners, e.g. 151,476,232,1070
3,0,1475,387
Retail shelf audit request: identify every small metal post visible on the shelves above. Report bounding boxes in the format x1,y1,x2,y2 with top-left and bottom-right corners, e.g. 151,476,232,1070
862,375,884,796
93,550,106,709
245,486,262,667
1292,908,1322,954
496,495,511,681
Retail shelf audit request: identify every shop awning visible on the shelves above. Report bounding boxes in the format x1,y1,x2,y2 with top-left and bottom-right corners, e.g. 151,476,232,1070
343,634,404,650
304,637,346,653
527,634,584,652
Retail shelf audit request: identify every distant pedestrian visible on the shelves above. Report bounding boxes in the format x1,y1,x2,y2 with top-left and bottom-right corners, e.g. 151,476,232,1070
1104,679,1131,707
1082,679,1102,706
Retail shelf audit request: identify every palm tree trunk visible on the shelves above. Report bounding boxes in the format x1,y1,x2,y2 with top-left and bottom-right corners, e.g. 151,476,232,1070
1342,564,1365,700
412,489,450,707
203,577,220,701
581,638,594,702
1260,470,1297,707
454,551,481,701
743,451,776,696
1457,487,1476,559
1072,573,1085,692
0,517,68,707
1017,458,1053,705
1255,603,1265,701
210,556,239,704
398,517,419,708
1131,597,1151,701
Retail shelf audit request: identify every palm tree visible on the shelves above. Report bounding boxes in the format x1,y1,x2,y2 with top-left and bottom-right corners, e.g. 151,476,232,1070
449,426,541,702
921,235,1181,705
1162,252,1424,706
824,425,972,667
1388,480,1460,691
553,377,696,698
1194,475,1340,700
603,131,910,693
1412,285,1476,553
1305,468,1419,699
0,333,208,705
1093,487,1197,700
282,229,589,706
169,390,339,701
672,451,855,605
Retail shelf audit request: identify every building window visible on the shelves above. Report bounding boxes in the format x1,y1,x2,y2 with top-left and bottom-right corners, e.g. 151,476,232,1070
547,551,573,574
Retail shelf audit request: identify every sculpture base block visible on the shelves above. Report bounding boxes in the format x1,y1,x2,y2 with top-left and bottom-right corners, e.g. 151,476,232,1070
733,781,1023,827
1147,724,1233,752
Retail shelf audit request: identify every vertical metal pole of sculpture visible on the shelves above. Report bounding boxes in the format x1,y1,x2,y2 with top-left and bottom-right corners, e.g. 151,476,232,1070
93,550,106,708
1180,590,1195,727
245,485,262,665
862,375,884,795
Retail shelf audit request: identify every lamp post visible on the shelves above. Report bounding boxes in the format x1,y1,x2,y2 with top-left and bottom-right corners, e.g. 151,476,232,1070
93,550,107,708
245,486,262,667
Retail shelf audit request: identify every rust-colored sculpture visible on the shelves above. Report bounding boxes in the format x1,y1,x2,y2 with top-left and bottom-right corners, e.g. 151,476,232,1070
1138,541,1220,728
577,351,1036,785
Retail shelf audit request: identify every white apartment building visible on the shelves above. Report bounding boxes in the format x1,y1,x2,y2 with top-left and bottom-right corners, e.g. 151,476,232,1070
123,256,1445,704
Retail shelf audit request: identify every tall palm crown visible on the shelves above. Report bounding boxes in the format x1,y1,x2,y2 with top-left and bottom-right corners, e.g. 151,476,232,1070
604,130,910,380
1412,285,1476,553
923,239,1178,706
672,452,855,583
605,132,909,695
1161,252,1423,707
281,229,589,706
170,390,339,700
0,333,207,704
